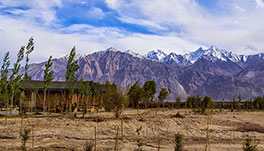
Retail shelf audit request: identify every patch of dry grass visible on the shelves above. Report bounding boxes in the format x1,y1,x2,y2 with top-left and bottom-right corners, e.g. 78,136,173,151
0,109,264,151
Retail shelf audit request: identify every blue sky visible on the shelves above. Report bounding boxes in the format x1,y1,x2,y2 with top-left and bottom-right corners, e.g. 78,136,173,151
0,0,264,63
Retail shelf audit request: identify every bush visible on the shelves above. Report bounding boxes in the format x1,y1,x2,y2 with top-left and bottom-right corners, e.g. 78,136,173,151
134,126,144,151
174,133,183,151
84,141,94,151
243,137,258,151
172,112,185,118
20,128,30,151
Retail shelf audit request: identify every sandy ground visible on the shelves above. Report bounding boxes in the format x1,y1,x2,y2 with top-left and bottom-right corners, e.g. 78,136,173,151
0,109,264,151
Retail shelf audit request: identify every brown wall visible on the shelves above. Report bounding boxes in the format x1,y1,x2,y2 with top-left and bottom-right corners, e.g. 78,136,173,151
34,91,98,109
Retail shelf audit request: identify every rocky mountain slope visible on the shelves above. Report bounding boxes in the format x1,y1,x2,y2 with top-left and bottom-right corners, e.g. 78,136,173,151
25,47,264,100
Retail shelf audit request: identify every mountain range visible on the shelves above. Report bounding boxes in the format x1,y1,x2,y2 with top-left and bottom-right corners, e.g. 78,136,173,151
26,46,264,101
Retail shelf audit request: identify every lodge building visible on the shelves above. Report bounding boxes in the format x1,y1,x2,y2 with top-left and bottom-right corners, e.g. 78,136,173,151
22,80,105,111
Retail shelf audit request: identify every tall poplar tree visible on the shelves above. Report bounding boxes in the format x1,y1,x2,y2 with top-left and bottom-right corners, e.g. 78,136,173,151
43,56,54,114
9,46,25,115
0,52,10,113
24,37,34,80
65,46,79,112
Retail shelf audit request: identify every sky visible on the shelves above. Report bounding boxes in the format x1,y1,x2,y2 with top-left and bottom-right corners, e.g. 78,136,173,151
0,0,264,63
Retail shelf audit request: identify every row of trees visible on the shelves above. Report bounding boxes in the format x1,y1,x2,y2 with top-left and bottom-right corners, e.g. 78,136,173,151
0,37,34,115
184,95,264,112
244,96,264,110
127,81,169,109
0,37,81,115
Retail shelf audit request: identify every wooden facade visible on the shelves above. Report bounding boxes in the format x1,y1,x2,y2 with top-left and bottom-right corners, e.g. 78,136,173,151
22,80,104,111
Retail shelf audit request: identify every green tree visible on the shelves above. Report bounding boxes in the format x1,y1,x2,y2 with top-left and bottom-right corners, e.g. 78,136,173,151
24,37,34,80
158,88,168,108
9,46,25,116
143,80,156,108
186,95,202,112
65,46,79,112
79,77,91,117
65,46,79,82
0,52,10,112
186,95,195,109
253,96,262,110
238,95,242,111
243,137,258,151
102,82,128,118
232,95,236,112
175,97,181,109
43,56,54,114
91,84,99,107
127,82,144,109
201,96,212,114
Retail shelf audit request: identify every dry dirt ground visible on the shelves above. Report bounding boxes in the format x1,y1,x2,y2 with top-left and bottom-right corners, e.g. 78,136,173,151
1,109,264,151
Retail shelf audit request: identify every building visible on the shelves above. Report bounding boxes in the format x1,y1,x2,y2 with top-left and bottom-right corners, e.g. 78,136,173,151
22,80,105,112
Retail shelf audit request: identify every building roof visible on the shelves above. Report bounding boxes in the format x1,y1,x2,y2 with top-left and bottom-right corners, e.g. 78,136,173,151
22,80,104,92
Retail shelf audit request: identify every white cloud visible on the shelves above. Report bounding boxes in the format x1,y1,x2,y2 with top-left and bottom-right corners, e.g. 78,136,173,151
256,0,264,8
0,0,62,25
104,0,264,54
104,0,121,9
0,15,201,64
87,7,106,19
1,0,264,65
233,3,246,12
117,16,166,31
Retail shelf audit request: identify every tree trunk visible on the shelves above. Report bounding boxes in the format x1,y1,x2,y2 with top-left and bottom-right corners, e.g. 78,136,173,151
47,91,50,114
82,94,85,118
5,98,8,124
10,90,14,116
43,91,46,114
19,91,23,115
77,93,79,111
66,95,69,114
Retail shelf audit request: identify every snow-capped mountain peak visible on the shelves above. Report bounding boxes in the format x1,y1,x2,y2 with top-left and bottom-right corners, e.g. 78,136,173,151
93,47,119,56
184,47,205,63
145,49,167,61
125,50,144,58
184,45,242,63
161,52,190,65
59,53,86,61
106,47,118,52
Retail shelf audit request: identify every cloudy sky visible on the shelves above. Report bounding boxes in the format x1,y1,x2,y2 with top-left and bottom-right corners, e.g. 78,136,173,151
0,0,264,63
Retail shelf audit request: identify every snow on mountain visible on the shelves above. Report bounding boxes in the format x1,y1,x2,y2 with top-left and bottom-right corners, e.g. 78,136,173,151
58,53,86,62
145,49,167,61
130,46,247,65
184,45,244,63
125,50,144,58
96,47,118,54
184,47,205,63
161,52,190,65
60,46,263,67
